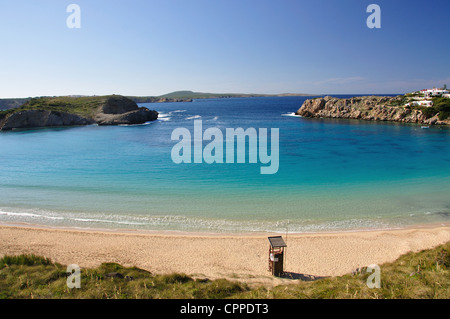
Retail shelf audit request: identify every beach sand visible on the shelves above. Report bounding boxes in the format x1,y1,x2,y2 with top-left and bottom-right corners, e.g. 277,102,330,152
1,223,449,286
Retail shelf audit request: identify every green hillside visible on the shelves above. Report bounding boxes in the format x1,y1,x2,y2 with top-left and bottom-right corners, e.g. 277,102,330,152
0,95,111,121
0,242,448,299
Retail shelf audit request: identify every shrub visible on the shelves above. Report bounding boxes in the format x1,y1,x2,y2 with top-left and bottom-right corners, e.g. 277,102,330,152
160,273,193,284
420,106,438,119
0,254,53,268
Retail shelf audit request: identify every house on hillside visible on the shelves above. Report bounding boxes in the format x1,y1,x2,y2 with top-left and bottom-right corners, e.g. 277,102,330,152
405,100,434,107
420,88,449,97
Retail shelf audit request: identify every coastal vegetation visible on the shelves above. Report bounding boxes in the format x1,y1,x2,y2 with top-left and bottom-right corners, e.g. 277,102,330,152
0,96,110,120
0,242,448,299
0,96,104,122
413,97,450,120
0,95,158,131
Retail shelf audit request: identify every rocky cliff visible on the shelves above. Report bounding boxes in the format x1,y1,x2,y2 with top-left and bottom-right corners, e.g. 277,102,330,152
94,96,158,126
0,110,94,131
0,95,158,131
295,96,450,125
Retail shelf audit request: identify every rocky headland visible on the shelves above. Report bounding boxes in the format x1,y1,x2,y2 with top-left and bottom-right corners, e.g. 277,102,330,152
0,95,158,131
296,95,450,125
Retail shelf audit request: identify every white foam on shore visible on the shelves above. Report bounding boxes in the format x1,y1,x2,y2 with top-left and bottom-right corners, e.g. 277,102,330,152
0,210,64,220
0,207,392,234
1,206,448,234
72,217,147,226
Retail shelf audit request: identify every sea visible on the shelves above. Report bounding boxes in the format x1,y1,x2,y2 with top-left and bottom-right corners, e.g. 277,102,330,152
1,95,450,233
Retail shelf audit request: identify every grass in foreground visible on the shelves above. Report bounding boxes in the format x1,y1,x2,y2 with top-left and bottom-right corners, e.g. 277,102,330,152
0,242,448,299
245,242,449,299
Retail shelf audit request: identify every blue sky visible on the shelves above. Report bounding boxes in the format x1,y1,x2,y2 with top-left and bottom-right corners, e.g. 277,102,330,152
0,0,449,98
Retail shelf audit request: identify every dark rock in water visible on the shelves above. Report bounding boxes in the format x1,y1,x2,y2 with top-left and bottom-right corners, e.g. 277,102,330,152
96,107,158,126
96,96,159,125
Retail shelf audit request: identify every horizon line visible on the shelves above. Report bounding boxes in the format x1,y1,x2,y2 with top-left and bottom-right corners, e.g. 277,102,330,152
0,91,407,100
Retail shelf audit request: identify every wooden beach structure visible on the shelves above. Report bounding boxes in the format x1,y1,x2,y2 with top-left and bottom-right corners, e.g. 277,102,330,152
268,236,287,277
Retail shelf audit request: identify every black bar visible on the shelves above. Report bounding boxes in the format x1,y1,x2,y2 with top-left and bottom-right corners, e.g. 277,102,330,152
0,299,448,318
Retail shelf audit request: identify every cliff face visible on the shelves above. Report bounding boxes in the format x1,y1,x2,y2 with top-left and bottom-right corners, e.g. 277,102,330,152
94,96,158,126
0,110,94,131
296,96,449,125
0,95,158,131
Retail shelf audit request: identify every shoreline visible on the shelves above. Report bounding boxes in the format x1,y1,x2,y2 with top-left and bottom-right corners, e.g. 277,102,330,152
1,219,450,237
1,222,449,287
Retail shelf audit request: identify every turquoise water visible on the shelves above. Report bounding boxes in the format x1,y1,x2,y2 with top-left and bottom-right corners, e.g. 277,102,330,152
1,96,450,233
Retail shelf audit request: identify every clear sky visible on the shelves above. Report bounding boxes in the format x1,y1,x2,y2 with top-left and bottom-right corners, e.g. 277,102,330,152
0,0,449,98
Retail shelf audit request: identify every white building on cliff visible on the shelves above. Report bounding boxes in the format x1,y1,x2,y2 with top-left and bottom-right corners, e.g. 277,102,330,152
420,88,449,97
405,100,433,107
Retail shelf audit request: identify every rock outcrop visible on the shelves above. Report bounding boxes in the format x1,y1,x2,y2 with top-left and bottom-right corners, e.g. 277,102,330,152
0,95,158,131
94,96,158,126
0,110,94,131
101,96,141,115
296,96,449,125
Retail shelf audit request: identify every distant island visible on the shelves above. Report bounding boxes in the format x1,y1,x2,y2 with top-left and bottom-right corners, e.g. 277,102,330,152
0,95,158,131
0,91,317,111
151,90,316,100
0,94,190,111
296,88,450,125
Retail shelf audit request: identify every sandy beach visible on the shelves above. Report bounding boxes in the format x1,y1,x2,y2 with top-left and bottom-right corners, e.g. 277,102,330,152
1,223,449,286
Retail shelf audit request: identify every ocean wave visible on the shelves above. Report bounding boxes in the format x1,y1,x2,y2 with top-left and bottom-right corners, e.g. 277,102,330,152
0,209,64,220
281,112,302,117
185,115,202,120
157,113,171,121
1,207,446,234
0,208,391,233
118,121,154,127
72,217,147,226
